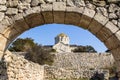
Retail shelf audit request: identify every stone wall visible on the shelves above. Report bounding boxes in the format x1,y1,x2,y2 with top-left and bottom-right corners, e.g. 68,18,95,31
44,52,115,80
0,51,44,80
44,66,110,80
0,52,115,80
53,53,114,69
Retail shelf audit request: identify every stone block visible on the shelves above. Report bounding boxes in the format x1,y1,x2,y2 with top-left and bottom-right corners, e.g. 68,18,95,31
66,7,84,14
0,51,4,61
105,35,120,50
18,2,31,11
105,21,119,34
2,27,19,42
42,11,53,24
6,8,18,15
115,31,120,41
24,13,44,28
83,7,95,18
12,14,30,33
0,34,8,51
0,5,7,11
31,0,39,7
65,12,81,26
6,0,18,7
53,2,66,11
90,21,118,42
53,2,66,23
79,15,92,29
41,4,53,24
64,7,83,26
79,7,95,29
0,12,5,22
53,11,65,24
88,19,103,35
96,27,113,42
2,16,14,26
96,22,119,42
94,13,109,25
0,24,8,34
13,13,24,21
10,14,29,33
111,47,120,61
32,6,41,13
12,19,29,33
23,7,41,17
41,4,52,11
0,0,6,4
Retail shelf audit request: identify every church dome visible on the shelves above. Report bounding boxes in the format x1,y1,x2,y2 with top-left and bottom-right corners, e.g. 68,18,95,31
57,33,68,37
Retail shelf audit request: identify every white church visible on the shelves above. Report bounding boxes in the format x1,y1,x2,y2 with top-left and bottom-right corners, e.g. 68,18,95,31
43,33,96,53
53,33,71,53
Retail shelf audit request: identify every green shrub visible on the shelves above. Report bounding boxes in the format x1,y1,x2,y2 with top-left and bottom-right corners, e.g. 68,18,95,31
9,38,55,65
25,44,55,65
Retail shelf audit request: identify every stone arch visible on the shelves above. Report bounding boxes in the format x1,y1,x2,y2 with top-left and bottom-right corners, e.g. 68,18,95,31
0,0,120,78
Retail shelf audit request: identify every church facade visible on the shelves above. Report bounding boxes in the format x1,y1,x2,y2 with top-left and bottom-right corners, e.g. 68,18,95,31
43,33,97,53
53,33,71,53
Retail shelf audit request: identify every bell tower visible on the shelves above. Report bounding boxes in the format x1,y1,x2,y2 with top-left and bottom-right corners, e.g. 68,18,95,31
53,33,71,53
55,33,70,45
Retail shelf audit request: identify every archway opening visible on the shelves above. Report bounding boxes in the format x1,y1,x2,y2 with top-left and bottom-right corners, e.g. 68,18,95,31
7,23,116,80
11,23,108,53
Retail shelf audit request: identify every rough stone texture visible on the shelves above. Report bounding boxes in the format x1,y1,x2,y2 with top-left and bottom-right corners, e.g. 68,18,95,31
44,52,114,80
44,66,109,80
79,7,95,29
52,53,114,70
0,5,7,12
53,2,66,23
0,51,44,80
0,0,119,79
6,8,18,15
105,35,120,50
88,13,109,34
0,34,8,51
0,12,5,22
65,7,83,26
0,51,115,80
41,4,53,23
0,0,6,5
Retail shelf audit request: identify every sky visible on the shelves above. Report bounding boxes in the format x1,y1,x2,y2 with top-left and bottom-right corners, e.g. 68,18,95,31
17,24,108,53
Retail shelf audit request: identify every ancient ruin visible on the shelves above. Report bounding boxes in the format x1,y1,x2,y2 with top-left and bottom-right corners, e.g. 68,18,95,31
0,0,120,80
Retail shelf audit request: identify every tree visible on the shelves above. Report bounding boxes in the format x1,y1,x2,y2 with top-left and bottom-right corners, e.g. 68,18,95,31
9,38,55,65
73,45,97,53
86,46,97,53
25,44,55,65
9,38,35,52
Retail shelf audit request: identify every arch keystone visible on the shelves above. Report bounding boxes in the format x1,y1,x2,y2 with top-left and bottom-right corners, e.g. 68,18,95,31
53,2,66,23
41,4,53,24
